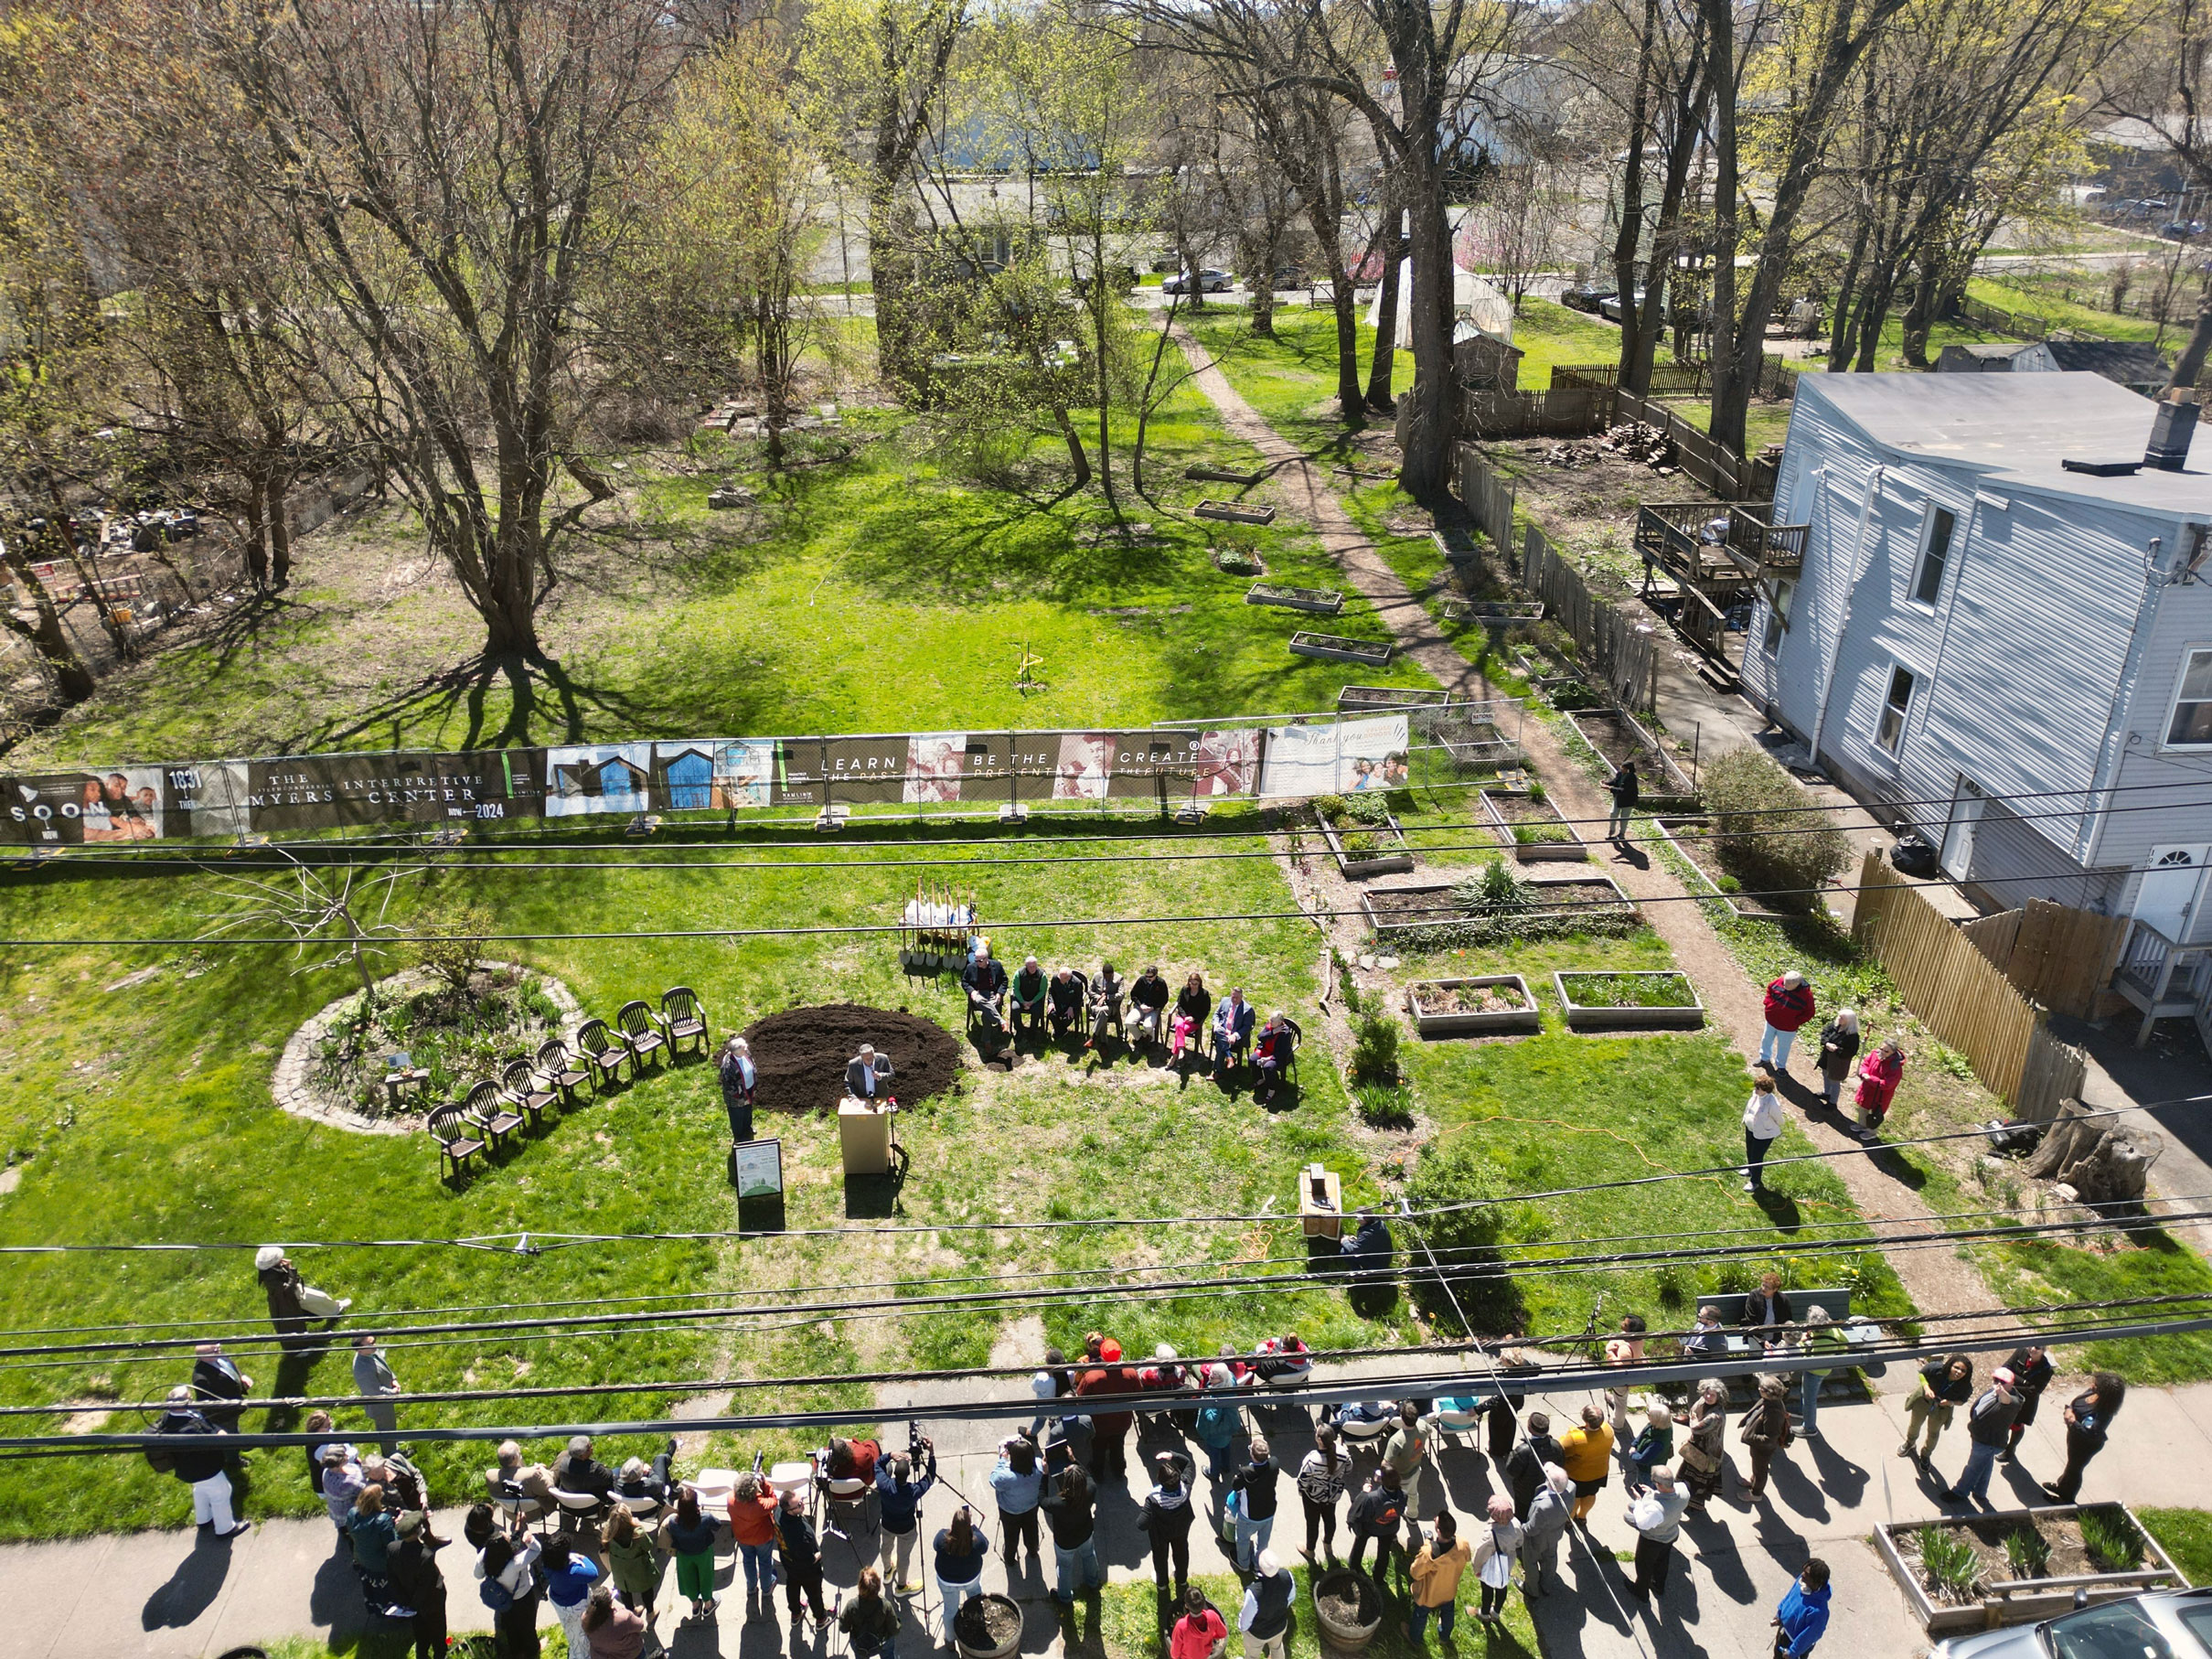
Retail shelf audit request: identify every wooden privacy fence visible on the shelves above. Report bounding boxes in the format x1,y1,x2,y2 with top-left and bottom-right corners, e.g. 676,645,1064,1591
1614,390,1779,500
1458,387,1608,437
1961,899,2131,1022
1853,853,2084,1114
1552,361,1712,397
1523,524,1656,712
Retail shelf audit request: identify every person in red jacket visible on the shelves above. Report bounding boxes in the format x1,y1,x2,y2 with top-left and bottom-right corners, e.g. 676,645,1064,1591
1853,1038,1906,1142
1759,970,1816,1073
1077,1339,1139,1486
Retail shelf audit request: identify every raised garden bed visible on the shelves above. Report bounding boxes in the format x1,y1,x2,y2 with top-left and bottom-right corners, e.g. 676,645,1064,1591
1553,970,1704,1031
1316,799,1416,878
1566,706,1696,798
1290,632,1393,667
1875,1503,2186,1635
1443,599,1544,624
1339,686,1450,712
1245,582,1345,615
1479,787,1588,862
1361,873,1639,941
1429,527,1483,565
1187,462,1267,487
1195,499,1277,525
1651,816,1790,921
1212,550,1265,575
1406,974,1540,1037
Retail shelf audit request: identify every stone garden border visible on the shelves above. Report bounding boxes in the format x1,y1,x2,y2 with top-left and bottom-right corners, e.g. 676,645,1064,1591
271,960,583,1136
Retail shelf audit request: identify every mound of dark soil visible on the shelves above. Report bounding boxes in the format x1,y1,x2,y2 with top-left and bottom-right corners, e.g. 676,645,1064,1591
739,1002,960,1111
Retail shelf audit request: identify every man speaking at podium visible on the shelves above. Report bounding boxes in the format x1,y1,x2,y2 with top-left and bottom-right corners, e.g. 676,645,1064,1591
847,1044,894,1101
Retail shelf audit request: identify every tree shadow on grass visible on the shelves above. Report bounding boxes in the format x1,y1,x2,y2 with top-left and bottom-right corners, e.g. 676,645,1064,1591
295,651,681,755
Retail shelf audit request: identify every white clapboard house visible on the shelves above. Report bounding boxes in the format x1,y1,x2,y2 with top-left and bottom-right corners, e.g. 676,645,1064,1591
1738,372,2212,1041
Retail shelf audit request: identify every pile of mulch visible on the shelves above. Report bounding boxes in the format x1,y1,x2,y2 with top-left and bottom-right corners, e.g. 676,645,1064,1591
1314,1572,1380,1628
738,1003,961,1111
955,1595,1022,1650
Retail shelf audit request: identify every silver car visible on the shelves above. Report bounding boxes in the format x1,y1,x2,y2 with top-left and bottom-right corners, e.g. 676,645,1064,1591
1932,1588,2212,1659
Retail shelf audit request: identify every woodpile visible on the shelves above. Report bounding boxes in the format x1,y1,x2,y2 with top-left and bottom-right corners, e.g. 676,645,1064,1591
2025,1098,2161,1204
1536,420,1676,473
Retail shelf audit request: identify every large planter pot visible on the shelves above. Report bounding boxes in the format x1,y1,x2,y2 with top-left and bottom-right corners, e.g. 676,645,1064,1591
1553,969,1705,1031
953,1592,1025,1659
1406,974,1540,1036
1479,787,1588,863
1875,1503,2187,1635
1310,1568,1381,1650
1290,632,1394,667
1318,810,1416,879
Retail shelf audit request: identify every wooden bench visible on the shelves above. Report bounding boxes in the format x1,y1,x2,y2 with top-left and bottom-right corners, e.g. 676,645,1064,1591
428,1103,485,1182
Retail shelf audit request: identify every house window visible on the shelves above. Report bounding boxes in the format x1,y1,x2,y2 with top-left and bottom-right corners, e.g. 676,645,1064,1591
1912,507,1956,605
1876,664,1915,754
1763,578,1797,655
2167,648,2212,748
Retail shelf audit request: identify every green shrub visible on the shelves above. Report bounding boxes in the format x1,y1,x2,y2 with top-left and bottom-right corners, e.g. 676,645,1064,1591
1354,1082,1413,1127
1473,858,1522,908
415,896,497,992
1403,1130,1518,1332
1917,1525,1982,1601
1343,792,1393,827
2080,1508,2145,1572
1350,1011,1402,1083
1700,748,1850,909
2004,1524,2052,1579
1652,1261,1694,1308
1525,779,1547,804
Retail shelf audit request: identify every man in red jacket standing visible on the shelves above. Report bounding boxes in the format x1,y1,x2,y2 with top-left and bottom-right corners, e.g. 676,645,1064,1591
1759,969,1816,1074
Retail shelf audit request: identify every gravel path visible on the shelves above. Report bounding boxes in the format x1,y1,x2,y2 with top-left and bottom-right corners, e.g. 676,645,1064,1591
1174,332,1998,1327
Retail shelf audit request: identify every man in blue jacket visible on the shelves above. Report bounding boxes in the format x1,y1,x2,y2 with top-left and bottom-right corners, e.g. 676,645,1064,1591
1772,1558,1832,1657
874,1440,936,1594
1212,988,1256,1075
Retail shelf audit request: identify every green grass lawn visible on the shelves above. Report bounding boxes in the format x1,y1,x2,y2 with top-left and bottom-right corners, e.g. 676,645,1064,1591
1964,276,2167,345
2141,1507,2212,1586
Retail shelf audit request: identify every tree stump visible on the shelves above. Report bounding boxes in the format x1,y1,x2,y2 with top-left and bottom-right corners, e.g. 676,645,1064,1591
2025,1098,2159,1204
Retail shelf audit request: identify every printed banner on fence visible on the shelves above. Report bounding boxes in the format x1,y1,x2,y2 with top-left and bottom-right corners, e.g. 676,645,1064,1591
1256,715,1408,798
0,712,1393,842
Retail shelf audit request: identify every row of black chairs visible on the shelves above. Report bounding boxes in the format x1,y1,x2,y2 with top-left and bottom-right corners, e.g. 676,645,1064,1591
427,987,711,1180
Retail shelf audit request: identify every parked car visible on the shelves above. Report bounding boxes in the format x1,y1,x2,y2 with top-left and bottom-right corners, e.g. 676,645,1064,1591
1598,288,1646,323
1163,268,1234,294
2160,219,2206,241
1930,1586,2212,1658
1562,283,1617,314
1270,265,1307,290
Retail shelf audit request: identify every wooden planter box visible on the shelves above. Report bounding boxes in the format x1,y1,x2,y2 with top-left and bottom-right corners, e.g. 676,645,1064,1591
1438,722,1520,771
1247,583,1345,615
1318,809,1416,878
1565,707,1696,797
1553,970,1704,1031
1213,551,1265,575
1650,816,1789,922
1875,1504,2187,1635
1339,686,1450,712
1290,632,1393,667
1360,873,1639,938
1430,527,1483,565
1479,787,1589,862
1442,599,1544,624
1196,500,1277,525
1406,974,1541,1036
1187,463,1267,487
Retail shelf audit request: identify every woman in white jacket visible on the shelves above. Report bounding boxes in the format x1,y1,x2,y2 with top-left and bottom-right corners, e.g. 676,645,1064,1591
1742,1075,1784,1194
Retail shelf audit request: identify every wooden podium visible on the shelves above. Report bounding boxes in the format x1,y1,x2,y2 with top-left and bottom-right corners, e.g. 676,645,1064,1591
1298,1162,1342,1240
838,1097,897,1176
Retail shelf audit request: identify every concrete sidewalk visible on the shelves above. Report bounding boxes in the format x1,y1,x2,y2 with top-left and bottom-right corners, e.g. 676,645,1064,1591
1,1369,2192,1659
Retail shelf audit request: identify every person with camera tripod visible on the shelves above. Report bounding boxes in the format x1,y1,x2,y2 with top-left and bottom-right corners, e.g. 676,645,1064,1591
876,1432,937,1596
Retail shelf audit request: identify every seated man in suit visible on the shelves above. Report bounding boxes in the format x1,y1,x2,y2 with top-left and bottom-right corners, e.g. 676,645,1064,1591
963,942,1010,1033
1211,987,1256,1075
189,1342,252,1432
486,1440,557,1510
556,1434,615,1499
846,1044,894,1100
1010,956,1049,1035
1046,968,1085,1039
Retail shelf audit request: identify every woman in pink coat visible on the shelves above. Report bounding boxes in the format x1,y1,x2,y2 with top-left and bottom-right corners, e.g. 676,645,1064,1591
1853,1038,1905,1142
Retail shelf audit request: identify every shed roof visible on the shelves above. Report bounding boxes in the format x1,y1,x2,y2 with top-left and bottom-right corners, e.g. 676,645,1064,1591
1795,372,2211,518
2033,340,2172,382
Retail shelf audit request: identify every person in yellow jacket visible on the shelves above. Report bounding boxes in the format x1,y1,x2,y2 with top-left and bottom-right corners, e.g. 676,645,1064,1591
1407,1508,1476,1643
1558,1404,1614,1523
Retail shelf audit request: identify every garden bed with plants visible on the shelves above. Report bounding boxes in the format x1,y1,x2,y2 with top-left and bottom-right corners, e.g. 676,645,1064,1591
1212,549,1265,575
1479,784,1588,862
1290,631,1393,667
302,956,572,1119
1553,969,1704,1031
1314,793,1416,878
1405,974,1540,1037
1245,582,1345,615
1194,499,1277,525
1338,685,1450,712
1565,706,1695,799
1361,862,1640,948
1650,816,1790,921
1878,1503,2187,1634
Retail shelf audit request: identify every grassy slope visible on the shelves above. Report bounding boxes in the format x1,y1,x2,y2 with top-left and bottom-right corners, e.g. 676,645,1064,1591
17,376,1438,769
